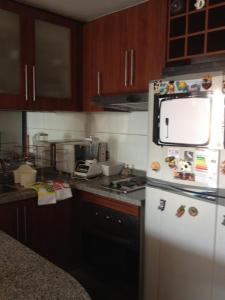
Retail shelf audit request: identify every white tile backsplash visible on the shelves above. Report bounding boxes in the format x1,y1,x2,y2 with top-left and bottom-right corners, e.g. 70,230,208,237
88,112,148,135
27,111,148,171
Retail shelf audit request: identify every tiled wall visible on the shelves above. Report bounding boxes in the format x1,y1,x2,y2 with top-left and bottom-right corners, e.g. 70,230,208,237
87,112,148,170
27,111,148,170
27,112,88,143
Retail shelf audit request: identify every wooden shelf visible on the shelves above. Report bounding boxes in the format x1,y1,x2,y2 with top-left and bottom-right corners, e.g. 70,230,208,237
167,0,225,62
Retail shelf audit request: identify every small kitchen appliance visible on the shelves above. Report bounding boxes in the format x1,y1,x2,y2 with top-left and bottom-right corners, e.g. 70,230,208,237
144,71,225,300
74,159,102,179
33,137,107,174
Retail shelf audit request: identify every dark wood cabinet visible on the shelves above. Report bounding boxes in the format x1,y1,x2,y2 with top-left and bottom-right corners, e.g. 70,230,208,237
0,0,82,111
0,197,75,271
0,0,28,110
167,0,225,62
0,201,20,240
125,1,167,91
27,198,74,270
83,0,167,111
83,18,105,111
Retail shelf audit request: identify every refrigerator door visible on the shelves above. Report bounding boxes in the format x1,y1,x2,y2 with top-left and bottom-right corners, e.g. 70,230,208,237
147,79,220,188
159,97,211,146
213,204,225,300
144,186,216,300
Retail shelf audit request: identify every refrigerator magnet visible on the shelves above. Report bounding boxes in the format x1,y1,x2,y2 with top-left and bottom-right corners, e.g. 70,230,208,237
151,161,161,171
202,75,212,90
176,81,189,93
220,161,225,175
165,156,176,168
188,207,198,217
176,205,186,218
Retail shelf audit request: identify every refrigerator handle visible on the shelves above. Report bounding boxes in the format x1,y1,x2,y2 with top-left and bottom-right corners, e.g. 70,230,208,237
158,199,166,211
165,117,169,138
221,215,225,226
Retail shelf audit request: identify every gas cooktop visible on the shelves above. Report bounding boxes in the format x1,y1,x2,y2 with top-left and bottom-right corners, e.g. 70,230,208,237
102,176,146,194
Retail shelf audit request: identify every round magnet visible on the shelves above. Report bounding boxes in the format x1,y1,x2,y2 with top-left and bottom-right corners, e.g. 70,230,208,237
202,75,212,90
151,161,161,171
188,207,198,217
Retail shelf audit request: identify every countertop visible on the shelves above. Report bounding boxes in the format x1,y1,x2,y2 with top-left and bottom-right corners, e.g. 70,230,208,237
0,171,145,207
0,230,91,300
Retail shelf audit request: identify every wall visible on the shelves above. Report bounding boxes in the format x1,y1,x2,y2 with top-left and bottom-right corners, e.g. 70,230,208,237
87,112,148,170
0,111,23,157
27,112,88,142
27,111,148,171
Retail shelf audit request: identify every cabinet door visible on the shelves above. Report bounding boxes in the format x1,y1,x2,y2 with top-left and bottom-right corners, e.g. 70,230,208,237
27,198,73,271
83,19,104,111
144,187,216,300
27,10,81,111
100,11,126,95
0,1,28,109
126,0,167,92
0,201,20,240
83,13,126,111
212,205,225,300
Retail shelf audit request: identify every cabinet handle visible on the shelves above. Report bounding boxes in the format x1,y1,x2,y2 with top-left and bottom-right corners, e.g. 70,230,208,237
32,66,36,101
16,207,19,240
124,50,128,87
23,206,27,244
97,71,101,95
25,65,28,101
130,49,135,86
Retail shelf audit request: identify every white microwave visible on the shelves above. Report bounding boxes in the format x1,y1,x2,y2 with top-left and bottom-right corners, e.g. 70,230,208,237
152,91,225,149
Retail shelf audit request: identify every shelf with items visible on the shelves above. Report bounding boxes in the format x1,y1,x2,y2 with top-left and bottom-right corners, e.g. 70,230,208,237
167,0,225,62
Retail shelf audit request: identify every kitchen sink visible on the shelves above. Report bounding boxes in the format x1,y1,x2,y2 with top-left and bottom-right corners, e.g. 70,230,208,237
0,184,17,194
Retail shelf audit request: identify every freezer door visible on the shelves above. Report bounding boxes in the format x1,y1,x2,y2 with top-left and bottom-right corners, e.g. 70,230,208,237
159,97,211,146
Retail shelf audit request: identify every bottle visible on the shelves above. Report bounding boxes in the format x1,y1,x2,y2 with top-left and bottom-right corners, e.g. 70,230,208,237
121,164,131,178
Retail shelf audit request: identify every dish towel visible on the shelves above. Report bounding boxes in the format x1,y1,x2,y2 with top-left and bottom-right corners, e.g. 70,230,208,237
31,180,72,205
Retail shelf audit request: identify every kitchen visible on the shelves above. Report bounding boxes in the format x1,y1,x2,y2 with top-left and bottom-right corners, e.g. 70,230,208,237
0,0,225,300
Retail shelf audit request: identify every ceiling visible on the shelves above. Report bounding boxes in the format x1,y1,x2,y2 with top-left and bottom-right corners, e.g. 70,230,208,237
16,0,146,22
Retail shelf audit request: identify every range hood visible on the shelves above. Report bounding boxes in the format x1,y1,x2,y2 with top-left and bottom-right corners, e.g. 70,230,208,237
92,92,148,112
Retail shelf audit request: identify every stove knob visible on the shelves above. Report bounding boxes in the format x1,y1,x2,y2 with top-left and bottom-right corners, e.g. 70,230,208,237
118,219,123,224
106,215,110,220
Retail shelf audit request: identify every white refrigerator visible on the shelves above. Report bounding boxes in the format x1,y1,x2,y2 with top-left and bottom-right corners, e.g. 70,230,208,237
144,72,225,300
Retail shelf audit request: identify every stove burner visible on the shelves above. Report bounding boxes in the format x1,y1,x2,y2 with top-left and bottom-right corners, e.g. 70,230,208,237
102,176,146,193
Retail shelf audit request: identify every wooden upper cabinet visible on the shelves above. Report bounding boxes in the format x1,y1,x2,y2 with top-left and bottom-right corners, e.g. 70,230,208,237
83,19,104,111
0,1,28,109
26,10,82,111
126,0,167,91
0,0,82,111
83,0,167,111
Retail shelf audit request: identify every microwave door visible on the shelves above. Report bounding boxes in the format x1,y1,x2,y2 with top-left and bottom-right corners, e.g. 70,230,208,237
159,97,211,146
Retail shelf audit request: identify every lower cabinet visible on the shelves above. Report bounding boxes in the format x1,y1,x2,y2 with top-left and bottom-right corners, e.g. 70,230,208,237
0,197,75,271
0,201,22,241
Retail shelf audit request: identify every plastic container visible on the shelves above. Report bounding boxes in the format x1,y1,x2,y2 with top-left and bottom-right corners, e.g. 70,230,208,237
13,164,37,187
101,161,123,176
